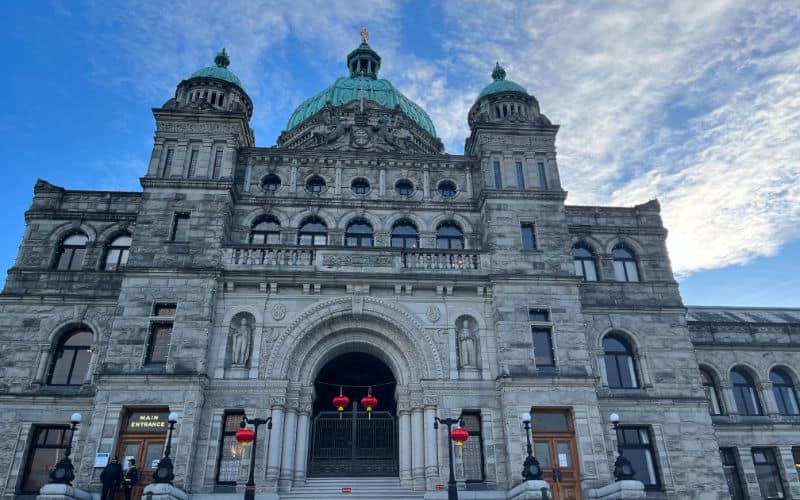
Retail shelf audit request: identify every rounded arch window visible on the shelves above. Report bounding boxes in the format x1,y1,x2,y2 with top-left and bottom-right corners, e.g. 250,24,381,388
345,219,374,247
612,244,640,282
351,178,370,195
391,220,419,248
54,232,88,271
572,244,598,281
103,234,131,271
436,221,464,250
306,176,326,194
769,367,799,415
48,328,93,386
250,216,281,245
602,334,639,389
700,367,723,415
395,179,414,196
298,217,327,246
730,367,763,416
261,174,282,192
437,180,457,198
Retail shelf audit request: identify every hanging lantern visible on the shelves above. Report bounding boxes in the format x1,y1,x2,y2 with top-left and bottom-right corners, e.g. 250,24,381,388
235,427,255,447
450,427,469,447
332,389,350,420
361,389,379,420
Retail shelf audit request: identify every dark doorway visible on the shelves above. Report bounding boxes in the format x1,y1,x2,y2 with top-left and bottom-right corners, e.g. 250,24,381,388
309,352,398,477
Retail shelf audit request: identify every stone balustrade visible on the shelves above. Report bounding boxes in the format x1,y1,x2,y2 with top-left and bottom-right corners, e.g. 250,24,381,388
225,246,315,267
401,249,480,270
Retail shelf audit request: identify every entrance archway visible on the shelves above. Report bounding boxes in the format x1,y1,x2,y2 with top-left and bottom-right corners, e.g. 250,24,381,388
309,352,398,477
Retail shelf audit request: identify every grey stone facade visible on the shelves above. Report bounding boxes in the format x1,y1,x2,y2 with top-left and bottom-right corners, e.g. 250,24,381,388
1,43,798,500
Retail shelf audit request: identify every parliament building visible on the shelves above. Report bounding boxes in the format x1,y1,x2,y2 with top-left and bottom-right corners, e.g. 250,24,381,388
1,34,798,500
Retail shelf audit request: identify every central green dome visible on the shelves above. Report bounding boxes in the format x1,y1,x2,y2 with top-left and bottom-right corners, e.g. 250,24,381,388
477,62,527,99
189,48,243,88
285,40,437,137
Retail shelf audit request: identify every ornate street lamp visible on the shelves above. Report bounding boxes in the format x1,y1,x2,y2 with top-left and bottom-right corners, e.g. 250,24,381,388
153,412,179,484
520,412,543,480
434,415,467,500
609,413,635,481
49,412,81,485
235,415,272,500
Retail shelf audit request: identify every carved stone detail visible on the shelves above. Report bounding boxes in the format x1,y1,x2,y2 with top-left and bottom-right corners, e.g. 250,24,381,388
271,303,287,321
426,305,441,323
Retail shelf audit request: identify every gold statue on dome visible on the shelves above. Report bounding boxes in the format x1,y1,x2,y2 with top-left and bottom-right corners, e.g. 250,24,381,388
360,26,369,44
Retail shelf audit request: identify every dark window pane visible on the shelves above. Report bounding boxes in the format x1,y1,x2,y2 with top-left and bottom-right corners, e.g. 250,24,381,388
171,214,190,241
720,448,746,500
515,162,525,188
529,309,550,322
531,411,568,431
22,426,70,493
154,304,177,317
147,324,172,363
617,427,660,489
395,180,413,195
351,178,370,194
49,350,75,385
532,328,554,367
461,412,484,482
521,224,536,251
752,448,786,499
537,162,547,189
493,161,502,188
438,181,457,197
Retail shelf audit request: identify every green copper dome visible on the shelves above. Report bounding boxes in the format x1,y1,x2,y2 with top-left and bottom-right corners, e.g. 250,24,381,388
189,48,244,88
286,39,437,137
477,63,527,99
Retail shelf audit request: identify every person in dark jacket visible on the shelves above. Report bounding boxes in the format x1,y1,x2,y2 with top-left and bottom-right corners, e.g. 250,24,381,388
123,458,139,500
100,456,123,500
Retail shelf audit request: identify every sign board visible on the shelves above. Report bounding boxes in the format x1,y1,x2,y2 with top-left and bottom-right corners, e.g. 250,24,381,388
558,453,569,467
151,459,160,470
126,412,169,432
341,487,352,494
94,453,109,468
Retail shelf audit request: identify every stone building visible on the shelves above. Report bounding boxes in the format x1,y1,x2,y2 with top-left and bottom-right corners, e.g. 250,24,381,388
1,36,798,500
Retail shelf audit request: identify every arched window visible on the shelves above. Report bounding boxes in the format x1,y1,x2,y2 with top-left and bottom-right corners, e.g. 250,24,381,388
730,367,763,416
250,217,281,245
612,245,640,282
351,178,370,195
261,174,281,192
103,234,131,271
437,180,457,198
345,219,374,247
54,233,88,271
306,176,326,193
436,222,464,250
47,329,93,386
391,220,419,248
603,334,639,389
297,217,327,246
395,179,414,196
769,368,799,415
700,368,723,415
572,244,598,281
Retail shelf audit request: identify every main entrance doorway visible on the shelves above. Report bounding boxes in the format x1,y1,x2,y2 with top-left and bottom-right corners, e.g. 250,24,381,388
114,409,168,500
309,352,397,477
531,409,582,500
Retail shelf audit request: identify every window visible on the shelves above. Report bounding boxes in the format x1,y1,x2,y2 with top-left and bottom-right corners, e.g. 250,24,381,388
54,233,88,271
793,447,799,480
306,176,326,193
616,427,660,489
218,94,224,106
391,220,419,248
770,368,800,415
187,149,199,178
515,162,525,188
212,150,223,179
603,334,638,389
461,412,485,482
752,448,786,499
170,213,190,242
572,244,597,281
47,329,92,386
438,180,457,198
530,309,554,368
250,217,281,245
700,368,723,415
493,161,502,188
395,179,414,196
520,223,536,251
351,178,370,195
731,367,763,416
216,411,244,484
529,309,550,322
436,221,464,250
720,448,746,500
146,303,175,365
261,174,281,192
20,426,70,493
537,162,547,189
163,148,175,176
103,234,131,271
297,217,327,246
345,219,373,247
612,245,639,282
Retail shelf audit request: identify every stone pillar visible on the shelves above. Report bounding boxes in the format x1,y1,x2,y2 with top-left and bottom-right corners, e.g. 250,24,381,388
290,162,298,193
147,140,164,176
279,403,299,489
759,382,780,415
198,139,213,178
221,142,236,179
35,348,50,383
293,410,311,483
777,446,800,499
266,401,286,481
465,169,473,199
243,158,254,193
171,140,188,178
422,166,430,200
379,167,386,196
736,446,763,499
411,407,425,489
721,382,738,415
423,401,439,487
334,161,342,196
398,407,413,487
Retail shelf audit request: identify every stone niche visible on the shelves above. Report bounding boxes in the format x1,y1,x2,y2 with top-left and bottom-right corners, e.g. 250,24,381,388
226,311,255,377
455,314,481,378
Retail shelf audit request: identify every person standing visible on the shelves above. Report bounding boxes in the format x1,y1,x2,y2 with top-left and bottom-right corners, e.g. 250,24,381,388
100,456,123,500
122,458,139,500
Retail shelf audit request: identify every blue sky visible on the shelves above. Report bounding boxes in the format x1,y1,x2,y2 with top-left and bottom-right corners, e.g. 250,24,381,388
0,1,798,306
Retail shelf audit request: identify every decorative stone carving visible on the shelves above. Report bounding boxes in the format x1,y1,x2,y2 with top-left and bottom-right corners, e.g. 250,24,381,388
322,254,394,267
272,303,287,321
456,316,479,370
426,305,441,323
229,313,254,367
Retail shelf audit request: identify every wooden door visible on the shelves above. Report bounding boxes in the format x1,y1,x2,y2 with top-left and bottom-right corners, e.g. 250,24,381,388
115,437,164,500
532,410,582,500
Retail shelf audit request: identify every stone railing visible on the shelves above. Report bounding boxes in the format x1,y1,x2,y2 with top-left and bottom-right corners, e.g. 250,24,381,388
225,246,314,267
401,249,480,270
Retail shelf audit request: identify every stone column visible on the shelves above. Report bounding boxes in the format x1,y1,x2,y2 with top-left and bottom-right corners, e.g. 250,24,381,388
198,139,213,178
147,140,164,176
35,347,50,383
221,142,236,179
334,161,342,196
759,382,780,415
721,382,738,415
279,403,298,490
423,400,438,487
290,162,298,193
465,169,473,199
379,167,386,196
736,446,762,499
398,398,413,487
422,166,430,200
411,407,425,489
266,400,286,481
243,158,254,193
171,140,188,178
293,410,311,483
778,446,800,499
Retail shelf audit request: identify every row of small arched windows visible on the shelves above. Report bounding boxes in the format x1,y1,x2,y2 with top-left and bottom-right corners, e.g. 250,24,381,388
701,366,800,416
572,243,640,282
53,233,131,271
251,216,466,250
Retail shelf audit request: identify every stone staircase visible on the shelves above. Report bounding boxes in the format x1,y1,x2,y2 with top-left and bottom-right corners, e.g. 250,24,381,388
281,477,425,499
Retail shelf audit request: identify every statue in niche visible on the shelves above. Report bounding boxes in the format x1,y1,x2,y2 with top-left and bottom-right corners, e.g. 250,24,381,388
230,316,252,367
457,318,479,369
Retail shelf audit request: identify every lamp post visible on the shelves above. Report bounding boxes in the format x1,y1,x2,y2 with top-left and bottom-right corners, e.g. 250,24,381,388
609,413,635,481
520,412,542,480
49,412,82,485
153,412,179,484
434,415,468,500
235,415,272,500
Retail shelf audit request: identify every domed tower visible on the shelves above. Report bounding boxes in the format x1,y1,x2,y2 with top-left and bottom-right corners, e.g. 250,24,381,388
145,49,255,181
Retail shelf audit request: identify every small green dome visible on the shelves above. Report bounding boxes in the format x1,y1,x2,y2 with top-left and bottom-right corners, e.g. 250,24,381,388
189,48,244,88
477,62,527,99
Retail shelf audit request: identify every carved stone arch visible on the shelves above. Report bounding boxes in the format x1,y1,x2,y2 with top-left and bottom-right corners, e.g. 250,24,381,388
45,318,100,345
290,207,337,229
698,363,724,384
430,212,474,235
385,211,426,233
727,362,764,384
767,363,800,387
604,236,645,256
337,210,382,232
222,305,263,326
267,296,444,383
569,235,603,255
47,221,98,244
96,223,133,245
449,309,487,331
242,206,290,229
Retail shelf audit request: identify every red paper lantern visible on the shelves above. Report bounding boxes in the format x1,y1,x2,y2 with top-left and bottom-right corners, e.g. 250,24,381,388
235,427,255,447
450,427,469,446
361,394,379,420
332,394,350,419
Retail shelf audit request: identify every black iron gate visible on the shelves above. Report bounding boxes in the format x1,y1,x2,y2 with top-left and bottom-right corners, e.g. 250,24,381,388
309,404,398,477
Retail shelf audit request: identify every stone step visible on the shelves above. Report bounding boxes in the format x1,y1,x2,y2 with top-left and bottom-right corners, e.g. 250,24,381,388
281,477,424,499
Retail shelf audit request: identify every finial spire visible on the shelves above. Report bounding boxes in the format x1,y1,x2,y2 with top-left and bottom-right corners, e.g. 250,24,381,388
360,26,369,44
214,48,230,68
492,62,506,81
